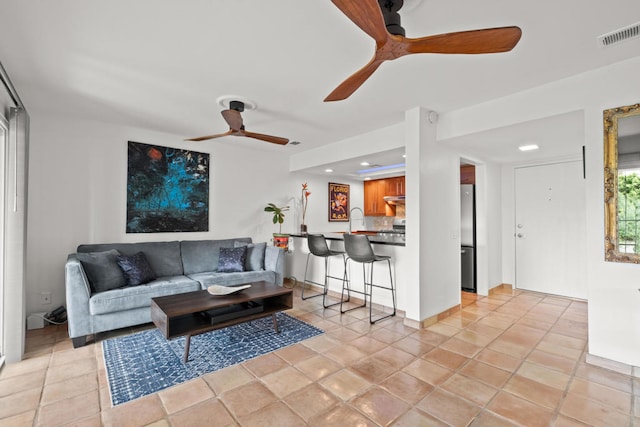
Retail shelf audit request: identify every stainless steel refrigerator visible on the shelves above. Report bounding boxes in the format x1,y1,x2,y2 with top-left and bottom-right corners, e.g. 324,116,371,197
460,184,476,292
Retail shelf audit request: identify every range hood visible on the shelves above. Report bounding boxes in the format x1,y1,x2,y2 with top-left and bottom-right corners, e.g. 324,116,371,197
383,195,406,204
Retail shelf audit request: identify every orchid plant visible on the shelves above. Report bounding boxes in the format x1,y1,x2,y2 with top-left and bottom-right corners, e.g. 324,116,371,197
301,182,311,225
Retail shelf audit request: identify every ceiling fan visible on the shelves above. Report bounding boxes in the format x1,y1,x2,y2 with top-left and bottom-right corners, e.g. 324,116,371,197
325,0,522,102
186,100,289,145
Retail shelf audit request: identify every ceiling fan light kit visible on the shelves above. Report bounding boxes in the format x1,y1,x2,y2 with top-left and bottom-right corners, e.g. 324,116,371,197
325,0,522,101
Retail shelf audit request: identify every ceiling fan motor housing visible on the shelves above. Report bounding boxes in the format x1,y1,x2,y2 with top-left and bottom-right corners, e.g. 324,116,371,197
378,0,405,36
229,100,245,112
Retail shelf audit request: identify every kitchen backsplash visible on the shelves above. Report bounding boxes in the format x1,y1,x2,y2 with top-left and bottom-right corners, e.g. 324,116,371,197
364,216,395,230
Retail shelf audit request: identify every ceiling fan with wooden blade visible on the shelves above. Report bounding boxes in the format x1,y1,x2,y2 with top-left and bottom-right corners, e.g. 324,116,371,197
186,100,289,145
325,0,522,102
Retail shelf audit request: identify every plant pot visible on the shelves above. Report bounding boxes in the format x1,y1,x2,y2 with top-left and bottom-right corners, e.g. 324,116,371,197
273,233,290,251
300,224,308,235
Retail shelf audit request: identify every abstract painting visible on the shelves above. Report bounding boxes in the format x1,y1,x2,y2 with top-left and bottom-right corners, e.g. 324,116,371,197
329,182,349,222
127,141,209,233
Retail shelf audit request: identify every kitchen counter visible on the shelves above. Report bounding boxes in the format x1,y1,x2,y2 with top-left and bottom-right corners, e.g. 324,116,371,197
290,232,405,247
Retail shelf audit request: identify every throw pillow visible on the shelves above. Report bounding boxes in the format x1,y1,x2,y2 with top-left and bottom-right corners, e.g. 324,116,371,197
116,252,157,286
218,247,247,273
234,241,267,271
77,249,125,293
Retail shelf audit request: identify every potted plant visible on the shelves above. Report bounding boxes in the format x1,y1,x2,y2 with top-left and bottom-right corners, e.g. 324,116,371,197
300,182,311,234
264,203,290,250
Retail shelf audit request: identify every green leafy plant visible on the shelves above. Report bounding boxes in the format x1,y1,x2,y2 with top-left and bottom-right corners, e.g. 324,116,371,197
264,203,290,234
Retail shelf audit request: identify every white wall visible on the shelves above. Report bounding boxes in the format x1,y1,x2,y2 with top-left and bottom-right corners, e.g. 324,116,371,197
25,111,299,315
439,56,640,367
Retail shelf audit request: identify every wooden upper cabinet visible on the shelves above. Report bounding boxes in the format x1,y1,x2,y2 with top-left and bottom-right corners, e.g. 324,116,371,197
364,176,405,216
460,165,476,185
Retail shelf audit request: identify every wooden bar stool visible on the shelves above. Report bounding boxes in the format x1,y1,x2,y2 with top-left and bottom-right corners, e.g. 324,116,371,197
341,233,396,323
302,234,349,308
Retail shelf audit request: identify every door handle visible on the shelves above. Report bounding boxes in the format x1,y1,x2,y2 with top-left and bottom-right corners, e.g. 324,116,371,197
517,233,526,238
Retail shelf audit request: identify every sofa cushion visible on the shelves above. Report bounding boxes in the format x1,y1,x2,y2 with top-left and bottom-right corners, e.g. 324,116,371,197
217,247,247,272
181,238,251,274
89,275,201,315
116,252,157,286
76,249,125,293
78,241,183,277
234,241,267,271
188,270,276,288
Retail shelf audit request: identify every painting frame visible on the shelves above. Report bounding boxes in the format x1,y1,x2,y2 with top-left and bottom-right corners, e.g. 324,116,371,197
328,182,350,222
126,141,209,233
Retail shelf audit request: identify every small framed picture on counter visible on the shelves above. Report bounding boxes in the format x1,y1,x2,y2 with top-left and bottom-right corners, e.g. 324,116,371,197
329,182,350,222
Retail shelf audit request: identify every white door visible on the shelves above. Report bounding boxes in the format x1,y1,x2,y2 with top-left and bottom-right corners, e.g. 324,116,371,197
515,160,587,299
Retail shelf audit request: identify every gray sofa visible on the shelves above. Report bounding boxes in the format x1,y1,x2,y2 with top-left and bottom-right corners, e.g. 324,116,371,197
65,238,285,348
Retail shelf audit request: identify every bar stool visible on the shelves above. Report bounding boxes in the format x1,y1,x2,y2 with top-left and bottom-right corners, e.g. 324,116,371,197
341,233,396,324
302,234,349,308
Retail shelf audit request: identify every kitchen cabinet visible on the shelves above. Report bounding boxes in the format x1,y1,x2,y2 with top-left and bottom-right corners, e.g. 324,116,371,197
364,179,386,216
460,165,475,185
364,176,405,216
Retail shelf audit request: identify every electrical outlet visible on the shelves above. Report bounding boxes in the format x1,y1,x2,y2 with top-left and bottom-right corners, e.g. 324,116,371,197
41,292,52,305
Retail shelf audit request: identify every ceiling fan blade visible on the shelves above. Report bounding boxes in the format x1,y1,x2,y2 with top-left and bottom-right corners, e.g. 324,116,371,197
185,130,233,141
242,130,289,145
406,26,522,55
324,58,384,102
331,0,388,42
221,109,243,131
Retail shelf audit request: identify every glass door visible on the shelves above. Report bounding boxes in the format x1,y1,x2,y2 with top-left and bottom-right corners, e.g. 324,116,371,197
0,119,6,367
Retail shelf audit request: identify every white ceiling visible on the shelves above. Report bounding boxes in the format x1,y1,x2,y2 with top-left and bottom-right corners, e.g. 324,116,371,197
1,0,639,174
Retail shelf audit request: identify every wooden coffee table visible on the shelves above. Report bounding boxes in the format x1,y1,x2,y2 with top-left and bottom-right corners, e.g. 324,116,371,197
150,281,293,362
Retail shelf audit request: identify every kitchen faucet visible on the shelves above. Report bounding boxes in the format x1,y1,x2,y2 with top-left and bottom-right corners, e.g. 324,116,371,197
349,207,365,233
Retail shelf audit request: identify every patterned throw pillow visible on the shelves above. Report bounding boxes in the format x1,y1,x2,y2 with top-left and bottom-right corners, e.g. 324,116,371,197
218,247,247,273
116,252,157,286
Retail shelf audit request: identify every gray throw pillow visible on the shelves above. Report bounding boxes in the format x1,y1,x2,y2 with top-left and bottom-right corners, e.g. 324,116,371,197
234,241,267,271
218,247,247,273
116,252,157,286
77,249,125,293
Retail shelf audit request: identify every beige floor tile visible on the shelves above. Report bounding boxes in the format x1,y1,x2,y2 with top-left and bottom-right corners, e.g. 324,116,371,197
416,388,481,426
439,337,483,358
474,348,521,372
0,387,41,420
323,343,368,366
568,377,631,414
454,329,496,347
283,383,340,422
350,357,397,383
464,322,505,340
37,390,100,426
294,354,342,381
391,408,449,426
459,360,511,388
158,377,214,414
0,355,49,380
41,372,98,405
101,393,166,426
301,334,340,353
441,373,499,407
526,349,577,375
237,401,306,426
319,369,371,401
425,322,461,337
574,363,633,394
370,326,406,344
373,346,416,370
45,357,97,385
168,399,235,427
412,329,449,346
423,347,469,370
487,337,533,359
392,336,435,357
351,386,410,426
0,410,36,427
350,335,388,353
402,359,453,386
243,352,289,378
203,363,254,395
219,380,278,418
261,366,312,398
487,391,554,427
379,371,434,405
469,410,520,426
503,374,564,410
0,370,45,398
561,392,630,427
516,361,571,391
274,342,318,365
308,403,377,427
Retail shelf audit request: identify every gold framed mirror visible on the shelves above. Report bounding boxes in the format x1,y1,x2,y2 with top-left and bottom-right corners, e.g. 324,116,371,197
604,103,640,263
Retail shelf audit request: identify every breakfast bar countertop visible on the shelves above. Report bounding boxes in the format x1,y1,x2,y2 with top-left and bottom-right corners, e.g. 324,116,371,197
290,232,405,247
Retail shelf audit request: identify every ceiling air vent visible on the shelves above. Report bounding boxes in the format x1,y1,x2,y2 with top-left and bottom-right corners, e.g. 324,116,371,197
598,22,640,47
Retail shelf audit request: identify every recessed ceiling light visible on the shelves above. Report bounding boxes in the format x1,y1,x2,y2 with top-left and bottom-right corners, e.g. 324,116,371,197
360,161,370,166
518,144,539,152
324,168,333,173
402,154,406,158
364,177,372,180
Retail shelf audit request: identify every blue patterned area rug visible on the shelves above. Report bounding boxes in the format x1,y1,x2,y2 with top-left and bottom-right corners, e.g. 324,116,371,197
103,312,323,406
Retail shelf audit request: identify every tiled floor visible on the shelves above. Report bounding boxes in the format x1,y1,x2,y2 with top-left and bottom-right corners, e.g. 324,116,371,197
1,287,639,426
